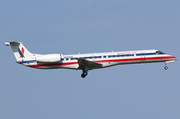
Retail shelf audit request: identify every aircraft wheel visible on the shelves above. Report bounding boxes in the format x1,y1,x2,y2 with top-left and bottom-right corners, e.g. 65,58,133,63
164,66,168,70
83,72,88,76
81,74,85,78
81,72,88,78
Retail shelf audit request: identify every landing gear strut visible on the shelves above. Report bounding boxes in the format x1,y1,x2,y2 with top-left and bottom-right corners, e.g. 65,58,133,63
164,62,168,70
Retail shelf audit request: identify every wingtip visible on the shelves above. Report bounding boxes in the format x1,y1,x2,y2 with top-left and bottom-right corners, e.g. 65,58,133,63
5,42,10,46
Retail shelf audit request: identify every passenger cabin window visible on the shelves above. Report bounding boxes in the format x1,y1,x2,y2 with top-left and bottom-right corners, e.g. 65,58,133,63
112,55,115,57
95,56,101,58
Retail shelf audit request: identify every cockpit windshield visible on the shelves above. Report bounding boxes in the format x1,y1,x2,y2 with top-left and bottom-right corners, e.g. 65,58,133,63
156,51,165,54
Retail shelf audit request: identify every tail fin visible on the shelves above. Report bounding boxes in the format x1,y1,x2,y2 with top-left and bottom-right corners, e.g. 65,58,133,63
5,41,33,61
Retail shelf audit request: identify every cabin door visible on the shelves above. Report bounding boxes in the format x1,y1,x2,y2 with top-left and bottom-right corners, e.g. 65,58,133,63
141,53,146,62
92,56,95,61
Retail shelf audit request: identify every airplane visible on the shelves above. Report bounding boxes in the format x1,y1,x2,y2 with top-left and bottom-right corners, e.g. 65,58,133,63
5,41,178,78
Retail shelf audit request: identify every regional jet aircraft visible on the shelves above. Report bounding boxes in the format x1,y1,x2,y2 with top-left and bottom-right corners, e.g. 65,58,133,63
5,41,178,78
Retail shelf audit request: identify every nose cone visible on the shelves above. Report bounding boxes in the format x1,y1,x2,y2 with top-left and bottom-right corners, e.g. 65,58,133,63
173,56,178,60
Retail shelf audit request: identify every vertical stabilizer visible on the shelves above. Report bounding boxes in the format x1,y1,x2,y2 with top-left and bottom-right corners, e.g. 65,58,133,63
5,41,33,61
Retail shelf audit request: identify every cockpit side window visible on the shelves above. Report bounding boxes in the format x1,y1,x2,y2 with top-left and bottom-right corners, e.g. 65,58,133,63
156,51,165,54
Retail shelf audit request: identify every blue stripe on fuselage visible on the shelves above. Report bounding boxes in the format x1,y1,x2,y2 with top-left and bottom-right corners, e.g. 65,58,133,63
136,53,157,56
20,60,36,64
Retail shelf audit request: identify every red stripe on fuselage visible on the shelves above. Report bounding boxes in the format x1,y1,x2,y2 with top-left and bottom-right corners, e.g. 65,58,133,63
28,62,78,68
28,56,176,68
95,56,176,63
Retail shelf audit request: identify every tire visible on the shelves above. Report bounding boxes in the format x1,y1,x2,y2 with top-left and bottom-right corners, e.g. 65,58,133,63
81,74,85,78
83,72,88,76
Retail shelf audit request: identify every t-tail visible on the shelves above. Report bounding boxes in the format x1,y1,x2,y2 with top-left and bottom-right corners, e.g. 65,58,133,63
5,41,33,62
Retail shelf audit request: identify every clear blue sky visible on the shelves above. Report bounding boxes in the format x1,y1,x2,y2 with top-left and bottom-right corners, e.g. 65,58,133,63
0,0,180,119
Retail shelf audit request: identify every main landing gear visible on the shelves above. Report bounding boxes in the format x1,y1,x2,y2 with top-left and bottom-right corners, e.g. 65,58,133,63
81,71,88,78
81,66,89,78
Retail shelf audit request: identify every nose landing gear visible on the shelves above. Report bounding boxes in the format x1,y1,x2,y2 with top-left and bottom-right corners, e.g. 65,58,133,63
164,60,176,70
164,66,168,70
164,61,169,70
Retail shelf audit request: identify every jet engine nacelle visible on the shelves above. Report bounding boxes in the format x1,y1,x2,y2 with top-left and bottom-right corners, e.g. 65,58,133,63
36,54,62,63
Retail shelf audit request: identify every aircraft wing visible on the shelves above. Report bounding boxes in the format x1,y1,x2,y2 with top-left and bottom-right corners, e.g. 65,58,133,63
77,58,102,70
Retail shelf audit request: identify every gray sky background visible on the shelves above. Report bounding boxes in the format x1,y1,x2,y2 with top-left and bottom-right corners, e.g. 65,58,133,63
0,0,180,119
